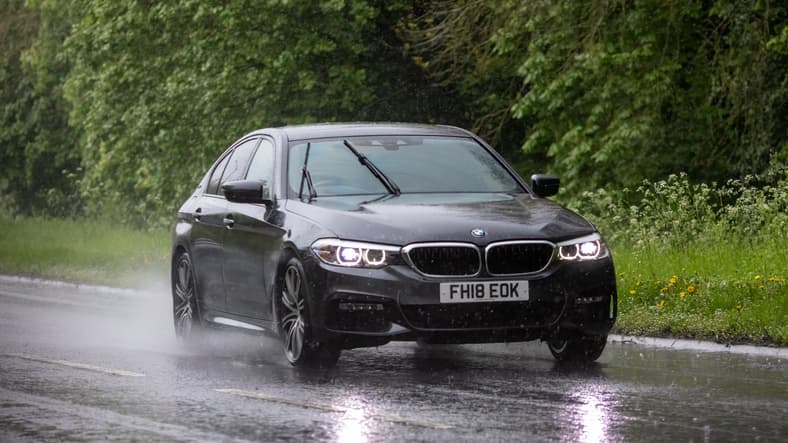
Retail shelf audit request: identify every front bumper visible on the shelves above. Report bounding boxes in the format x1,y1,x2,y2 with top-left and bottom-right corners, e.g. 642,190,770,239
300,253,616,348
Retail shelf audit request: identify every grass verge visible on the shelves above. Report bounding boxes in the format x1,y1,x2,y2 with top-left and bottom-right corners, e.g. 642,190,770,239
612,237,788,345
0,216,169,288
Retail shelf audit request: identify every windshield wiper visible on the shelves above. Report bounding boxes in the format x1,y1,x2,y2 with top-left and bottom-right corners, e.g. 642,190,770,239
298,142,317,202
342,140,401,196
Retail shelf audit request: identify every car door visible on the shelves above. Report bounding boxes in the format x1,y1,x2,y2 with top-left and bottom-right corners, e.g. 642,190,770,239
223,137,285,320
190,152,232,311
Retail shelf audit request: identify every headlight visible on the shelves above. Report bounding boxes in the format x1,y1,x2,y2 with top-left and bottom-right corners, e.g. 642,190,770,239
557,233,609,261
311,238,400,268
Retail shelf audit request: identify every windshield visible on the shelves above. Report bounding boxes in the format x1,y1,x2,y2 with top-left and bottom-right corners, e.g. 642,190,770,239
288,136,523,197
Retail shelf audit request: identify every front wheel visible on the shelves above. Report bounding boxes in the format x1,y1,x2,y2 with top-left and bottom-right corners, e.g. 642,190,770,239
278,257,340,368
547,333,607,362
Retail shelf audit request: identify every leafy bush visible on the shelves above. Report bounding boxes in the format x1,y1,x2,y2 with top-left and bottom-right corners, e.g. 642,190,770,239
571,167,788,249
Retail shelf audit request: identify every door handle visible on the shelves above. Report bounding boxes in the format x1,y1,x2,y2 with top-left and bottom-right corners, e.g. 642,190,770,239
193,207,202,223
223,214,235,229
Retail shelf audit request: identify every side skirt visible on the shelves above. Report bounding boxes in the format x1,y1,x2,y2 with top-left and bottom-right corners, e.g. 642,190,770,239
201,307,279,338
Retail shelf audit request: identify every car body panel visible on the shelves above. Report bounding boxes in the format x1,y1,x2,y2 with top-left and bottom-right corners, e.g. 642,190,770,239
187,195,228,310
285,193,594,246
222,201,285,319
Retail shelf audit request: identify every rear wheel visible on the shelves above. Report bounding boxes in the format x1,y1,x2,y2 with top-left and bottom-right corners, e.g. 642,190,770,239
172,251,203,346
278,257,340,368
547,333,607,362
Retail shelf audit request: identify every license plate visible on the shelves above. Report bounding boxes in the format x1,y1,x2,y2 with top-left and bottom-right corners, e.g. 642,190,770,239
439,281,529,304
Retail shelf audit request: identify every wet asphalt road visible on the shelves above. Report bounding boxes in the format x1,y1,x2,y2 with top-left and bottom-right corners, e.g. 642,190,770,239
0,277,786,442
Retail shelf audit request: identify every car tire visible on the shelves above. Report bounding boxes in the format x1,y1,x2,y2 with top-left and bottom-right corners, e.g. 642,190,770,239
278,256,341,368
172,251,204,346
547,333,607,362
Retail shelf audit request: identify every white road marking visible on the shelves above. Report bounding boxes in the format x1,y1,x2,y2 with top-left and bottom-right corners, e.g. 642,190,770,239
0,274,147,297
215,388,453,429
3,353,145,377
0,387,258,443
0,290,129,314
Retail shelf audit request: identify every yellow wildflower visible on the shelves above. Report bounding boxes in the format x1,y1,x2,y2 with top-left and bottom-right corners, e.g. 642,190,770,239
687,285,696,293
669,275,678,285
755,275,761,281
657,300,665,308
629,289,637,295
660,287,668,293
759,285,765,290
736,304,742,311
679,291,686,298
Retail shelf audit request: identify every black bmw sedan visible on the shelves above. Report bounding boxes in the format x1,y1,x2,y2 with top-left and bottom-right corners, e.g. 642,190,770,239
171,123,616,367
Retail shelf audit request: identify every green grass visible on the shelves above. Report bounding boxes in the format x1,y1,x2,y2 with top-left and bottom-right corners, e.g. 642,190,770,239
0,216,170,287
611,235,788,345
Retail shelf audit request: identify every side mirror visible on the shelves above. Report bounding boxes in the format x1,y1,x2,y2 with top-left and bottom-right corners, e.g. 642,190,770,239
222,180,272,205
531,174,560,197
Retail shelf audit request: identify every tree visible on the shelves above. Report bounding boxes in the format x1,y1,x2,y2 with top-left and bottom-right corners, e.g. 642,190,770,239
61,0,463,226
407,0,788,195
0,0,81,216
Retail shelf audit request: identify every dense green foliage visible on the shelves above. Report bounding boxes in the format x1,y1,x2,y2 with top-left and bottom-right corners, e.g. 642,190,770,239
2,0,466,224
0,0,81,216
58,1,464,222
60,0,466,225
410,0,788,194
0,0,786,224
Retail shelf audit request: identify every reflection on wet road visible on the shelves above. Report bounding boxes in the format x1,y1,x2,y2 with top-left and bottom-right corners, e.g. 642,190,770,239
0,277,786,442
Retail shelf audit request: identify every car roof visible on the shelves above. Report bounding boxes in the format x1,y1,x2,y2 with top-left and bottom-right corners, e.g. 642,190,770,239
257,122,475,141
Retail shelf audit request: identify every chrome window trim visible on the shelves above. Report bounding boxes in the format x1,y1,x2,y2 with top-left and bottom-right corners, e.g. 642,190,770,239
484,240,557,277
402,242,482,278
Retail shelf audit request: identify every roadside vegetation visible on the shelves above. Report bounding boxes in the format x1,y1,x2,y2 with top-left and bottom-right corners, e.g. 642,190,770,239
2,1,785,226
573,170,788,345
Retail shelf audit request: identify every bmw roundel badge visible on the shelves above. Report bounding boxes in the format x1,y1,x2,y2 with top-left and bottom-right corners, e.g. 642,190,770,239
471,228,486,238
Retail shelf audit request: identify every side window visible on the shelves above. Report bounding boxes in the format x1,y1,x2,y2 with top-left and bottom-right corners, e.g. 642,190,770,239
246,139,274,191
207,153,232,195
219,138,259,189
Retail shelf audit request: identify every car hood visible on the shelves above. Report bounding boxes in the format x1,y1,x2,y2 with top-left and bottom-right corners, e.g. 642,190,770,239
285,193,596,246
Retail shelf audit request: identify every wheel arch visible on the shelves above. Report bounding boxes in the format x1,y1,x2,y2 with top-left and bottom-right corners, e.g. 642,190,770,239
271,241,321,326
170,243,192,286
171,243,189,265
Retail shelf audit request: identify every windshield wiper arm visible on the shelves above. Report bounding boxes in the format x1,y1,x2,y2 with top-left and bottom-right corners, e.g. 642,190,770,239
342,140,401,196
298,142,317,202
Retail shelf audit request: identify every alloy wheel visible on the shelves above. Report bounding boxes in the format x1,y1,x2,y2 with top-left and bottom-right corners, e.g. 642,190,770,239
173,254,197,342
281,265,306,363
